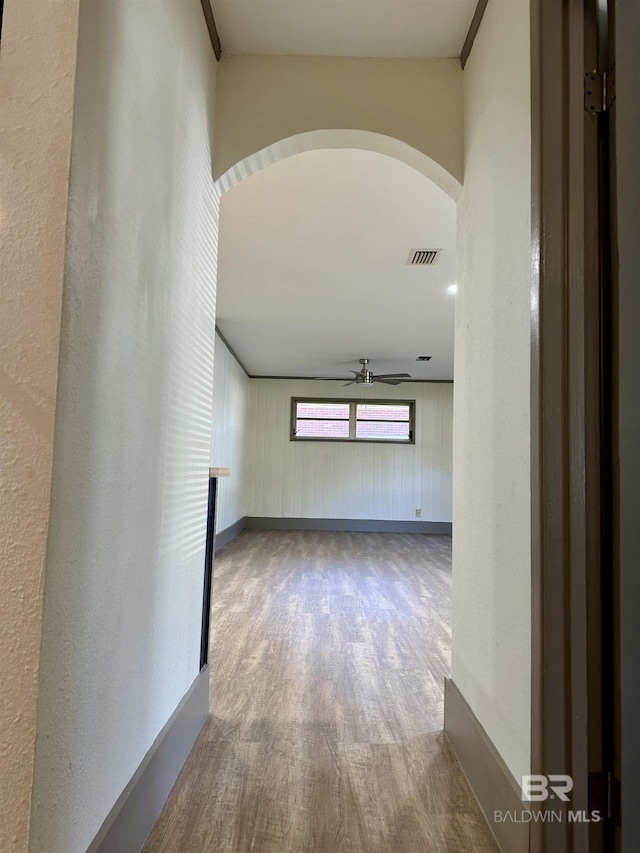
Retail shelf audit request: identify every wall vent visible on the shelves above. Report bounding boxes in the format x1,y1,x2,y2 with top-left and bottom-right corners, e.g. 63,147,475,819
407,248,441,266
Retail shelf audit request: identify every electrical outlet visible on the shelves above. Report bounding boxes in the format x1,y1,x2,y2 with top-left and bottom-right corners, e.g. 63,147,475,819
415,508,422,518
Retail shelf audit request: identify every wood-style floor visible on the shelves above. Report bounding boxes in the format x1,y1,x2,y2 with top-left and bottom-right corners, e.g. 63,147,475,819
143,530,498,853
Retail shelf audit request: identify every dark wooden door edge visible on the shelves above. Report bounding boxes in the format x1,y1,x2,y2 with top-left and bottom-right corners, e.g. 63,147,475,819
200,476,217,669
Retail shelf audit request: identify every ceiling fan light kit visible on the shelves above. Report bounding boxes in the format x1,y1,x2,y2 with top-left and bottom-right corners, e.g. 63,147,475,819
342,358,412,387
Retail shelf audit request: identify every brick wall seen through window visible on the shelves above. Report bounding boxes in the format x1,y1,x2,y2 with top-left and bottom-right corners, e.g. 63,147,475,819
291,399,414,444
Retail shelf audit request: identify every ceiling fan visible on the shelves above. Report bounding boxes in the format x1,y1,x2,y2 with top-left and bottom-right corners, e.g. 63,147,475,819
342,358,411,387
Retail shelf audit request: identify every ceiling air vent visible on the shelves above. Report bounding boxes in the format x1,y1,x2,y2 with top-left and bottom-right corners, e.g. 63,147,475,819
407,248,441,266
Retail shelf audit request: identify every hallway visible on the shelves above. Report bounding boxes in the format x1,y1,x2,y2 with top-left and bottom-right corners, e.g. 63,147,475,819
143,530,498,852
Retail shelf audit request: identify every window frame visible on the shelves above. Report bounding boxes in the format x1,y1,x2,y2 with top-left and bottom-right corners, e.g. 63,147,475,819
290,397,416,445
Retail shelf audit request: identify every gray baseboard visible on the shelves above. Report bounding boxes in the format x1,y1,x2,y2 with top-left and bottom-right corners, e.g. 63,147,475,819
244,517,452,535
215,517,245,553
444,679,528,853
87,666,210,853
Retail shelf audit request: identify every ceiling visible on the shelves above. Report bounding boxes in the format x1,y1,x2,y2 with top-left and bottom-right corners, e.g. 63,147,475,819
210,0,477,58
216,149,457,381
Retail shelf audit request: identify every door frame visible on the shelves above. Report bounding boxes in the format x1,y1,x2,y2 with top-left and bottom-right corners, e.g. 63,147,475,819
530,0,615,850
611,0,640,849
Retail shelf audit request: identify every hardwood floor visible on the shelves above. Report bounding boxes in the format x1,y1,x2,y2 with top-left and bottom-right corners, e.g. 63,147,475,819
143,530,498,853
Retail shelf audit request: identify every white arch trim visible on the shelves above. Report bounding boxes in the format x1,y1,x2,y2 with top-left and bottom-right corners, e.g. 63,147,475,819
214,130,462,202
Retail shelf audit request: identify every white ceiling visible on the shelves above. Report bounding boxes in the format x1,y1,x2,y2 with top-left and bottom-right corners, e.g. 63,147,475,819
211,0,477,58
216,149,457,381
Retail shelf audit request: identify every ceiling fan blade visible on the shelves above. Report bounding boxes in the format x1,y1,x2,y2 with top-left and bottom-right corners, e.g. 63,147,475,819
342,380,356,386
375,378,402,386
373,373,412,379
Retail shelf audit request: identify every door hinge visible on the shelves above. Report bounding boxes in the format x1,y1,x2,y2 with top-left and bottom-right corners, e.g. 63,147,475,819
588,771,621,825
585,67,616,113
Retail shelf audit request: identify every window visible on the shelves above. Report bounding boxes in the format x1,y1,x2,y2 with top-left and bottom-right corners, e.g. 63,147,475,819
291,398,415,444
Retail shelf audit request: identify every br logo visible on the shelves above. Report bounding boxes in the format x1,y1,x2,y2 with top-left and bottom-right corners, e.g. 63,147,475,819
521,775,574,802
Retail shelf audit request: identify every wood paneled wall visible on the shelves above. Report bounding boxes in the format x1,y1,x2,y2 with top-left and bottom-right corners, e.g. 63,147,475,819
245,379,453,522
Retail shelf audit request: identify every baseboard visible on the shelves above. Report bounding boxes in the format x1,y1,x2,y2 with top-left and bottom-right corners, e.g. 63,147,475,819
215,518,245,553
444,679,528,853
243,517,452,535
212,517,452,548
87,666,210,853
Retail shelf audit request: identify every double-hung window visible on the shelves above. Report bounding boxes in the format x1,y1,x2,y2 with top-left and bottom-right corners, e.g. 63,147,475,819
291,398,415,444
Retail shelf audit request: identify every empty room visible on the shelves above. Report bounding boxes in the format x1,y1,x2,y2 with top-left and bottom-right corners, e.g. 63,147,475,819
145,147,480,849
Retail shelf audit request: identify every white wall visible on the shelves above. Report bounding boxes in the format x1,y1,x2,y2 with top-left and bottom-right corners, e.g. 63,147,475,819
30,2,218,851
214,54,463,185
451,0,531,782
211,334,249,533
245,379,452,522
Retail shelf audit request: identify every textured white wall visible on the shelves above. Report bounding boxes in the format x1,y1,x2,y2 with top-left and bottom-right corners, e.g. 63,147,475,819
0,2,80,849
245,379,452,522
211,334,250,533
214,54,463,184
29,2,219,851
451,0,531,782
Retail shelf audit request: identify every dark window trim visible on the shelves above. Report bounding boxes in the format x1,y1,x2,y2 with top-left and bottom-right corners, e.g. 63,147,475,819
290,397,416,445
